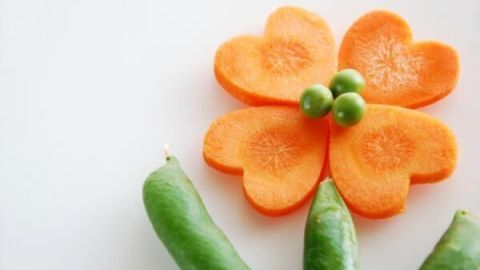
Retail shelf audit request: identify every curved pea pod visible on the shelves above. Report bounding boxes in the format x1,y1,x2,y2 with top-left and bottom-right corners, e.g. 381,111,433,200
143,151,250,270
303,178,358,270
420,210,480,270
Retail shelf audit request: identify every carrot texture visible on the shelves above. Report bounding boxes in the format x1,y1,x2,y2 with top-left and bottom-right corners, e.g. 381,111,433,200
203,106,329,216
207,8,460,219
330,105,457,218
214,6,336,106
339,10,459,108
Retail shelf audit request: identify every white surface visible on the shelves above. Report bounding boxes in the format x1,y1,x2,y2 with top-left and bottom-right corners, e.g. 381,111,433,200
0,0,479,269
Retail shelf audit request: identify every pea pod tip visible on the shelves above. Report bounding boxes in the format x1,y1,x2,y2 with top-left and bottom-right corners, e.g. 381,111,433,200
163,144,171,160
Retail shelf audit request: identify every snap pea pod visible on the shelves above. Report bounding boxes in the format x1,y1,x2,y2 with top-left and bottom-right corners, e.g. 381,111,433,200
143,149,250,270
303,178,358,270
420,210,480,270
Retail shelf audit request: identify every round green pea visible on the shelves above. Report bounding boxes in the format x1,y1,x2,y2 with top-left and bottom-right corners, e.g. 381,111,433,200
332,92,366,127
329,69,366,98
299,84,333,118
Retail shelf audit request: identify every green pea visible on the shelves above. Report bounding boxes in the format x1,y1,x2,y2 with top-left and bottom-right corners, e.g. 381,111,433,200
304,178,358,270
420,210,480,270
329,69,366,98
299,84,333,118
143,147,250,270
332,92,366,127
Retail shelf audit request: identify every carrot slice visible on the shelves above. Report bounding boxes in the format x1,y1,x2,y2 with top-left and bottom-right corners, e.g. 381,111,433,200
214,6,336,106
203,106,329,216
330,104,457,218
339,10,459,108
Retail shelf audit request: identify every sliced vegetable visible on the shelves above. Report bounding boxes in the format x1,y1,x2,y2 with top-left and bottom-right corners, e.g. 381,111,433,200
420,210,480,270
338,10,459,108
143,148,250,270
203,106,329,216
214,6,336,105
304,178,358,270
332,92,366,127
330,104,457,218
299,84,333,118
329,69,365,98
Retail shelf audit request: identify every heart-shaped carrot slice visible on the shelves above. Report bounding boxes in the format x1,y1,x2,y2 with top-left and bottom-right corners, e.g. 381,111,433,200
339,11,459,108
330,105,457,218
214,6,336,106
203,106,329,216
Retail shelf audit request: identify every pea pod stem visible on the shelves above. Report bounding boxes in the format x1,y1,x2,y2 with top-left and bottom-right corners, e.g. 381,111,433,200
303,178,358,270
143,150,250,270
420,210,480,270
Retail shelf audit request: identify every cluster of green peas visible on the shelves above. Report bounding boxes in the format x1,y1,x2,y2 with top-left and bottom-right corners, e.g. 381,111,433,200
299,69,366,127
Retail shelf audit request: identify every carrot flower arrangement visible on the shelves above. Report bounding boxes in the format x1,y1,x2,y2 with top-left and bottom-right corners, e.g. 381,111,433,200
203,7,459,219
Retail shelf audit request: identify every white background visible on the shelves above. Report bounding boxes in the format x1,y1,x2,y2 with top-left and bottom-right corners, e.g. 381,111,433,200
0,0,479,269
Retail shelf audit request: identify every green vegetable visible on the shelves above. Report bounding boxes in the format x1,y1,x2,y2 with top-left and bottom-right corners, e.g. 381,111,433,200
420,210,480,270
299,84,333,118
329,69,365,98
143,147,250,270
304,178,358,270
332,92,366,127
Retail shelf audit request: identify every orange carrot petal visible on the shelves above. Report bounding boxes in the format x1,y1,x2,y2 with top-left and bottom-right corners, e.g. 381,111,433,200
330,104,457,218
339,10,459,108
215,6,336,106
204,106,329,216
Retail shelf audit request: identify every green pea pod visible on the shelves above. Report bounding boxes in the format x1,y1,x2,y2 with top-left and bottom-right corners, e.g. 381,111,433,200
143,151,250,270
420,210,480,270
304,178,358,270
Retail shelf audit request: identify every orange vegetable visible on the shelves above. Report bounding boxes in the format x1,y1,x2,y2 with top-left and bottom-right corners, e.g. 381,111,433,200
214,6,336,106
205,7,459,218
203,106,329,216
330,104,457,218
339,10,459,108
